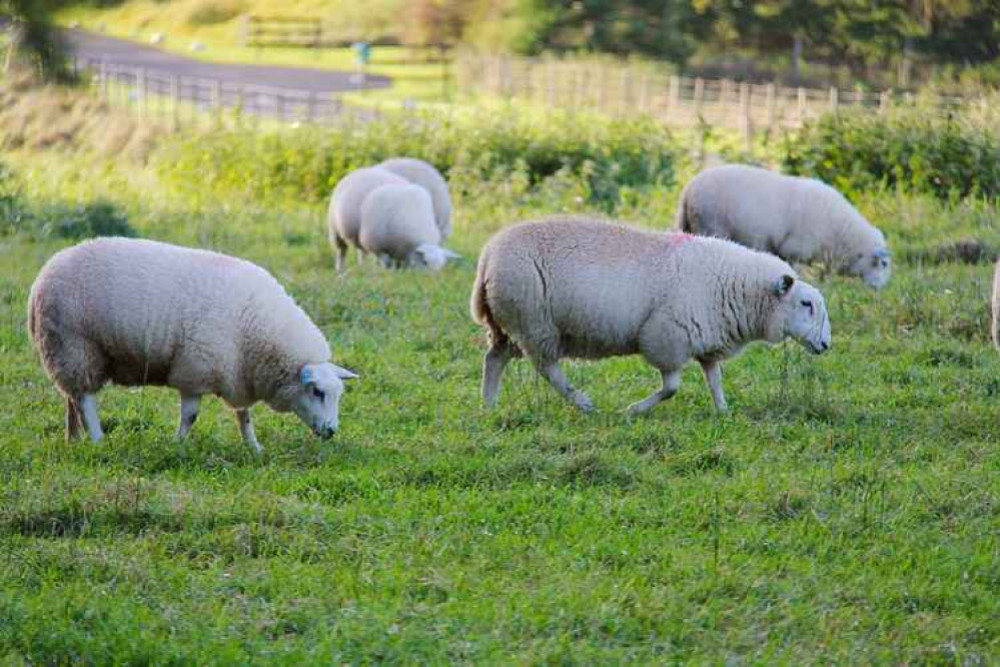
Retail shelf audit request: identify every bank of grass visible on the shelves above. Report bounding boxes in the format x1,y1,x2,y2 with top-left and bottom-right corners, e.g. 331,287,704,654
1,121,999,661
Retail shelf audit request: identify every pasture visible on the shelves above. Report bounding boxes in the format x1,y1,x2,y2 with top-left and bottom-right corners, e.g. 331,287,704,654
0,119,999,662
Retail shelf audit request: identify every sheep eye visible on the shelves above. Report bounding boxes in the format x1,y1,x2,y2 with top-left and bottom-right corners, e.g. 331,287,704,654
312,387,326,401
800,300,814,314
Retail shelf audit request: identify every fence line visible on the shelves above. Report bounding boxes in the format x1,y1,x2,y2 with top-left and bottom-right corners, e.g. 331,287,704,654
72,57,380,129
456,53,986,136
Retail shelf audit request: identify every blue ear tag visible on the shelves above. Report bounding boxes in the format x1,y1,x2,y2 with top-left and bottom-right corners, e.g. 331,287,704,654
300,366,314,385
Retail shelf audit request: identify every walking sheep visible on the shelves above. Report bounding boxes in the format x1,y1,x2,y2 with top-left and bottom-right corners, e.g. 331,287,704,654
471,217,831,414
677,164,891,289
379,157,452,241
328,166,408,270
359,183,460,270
28,238,358,453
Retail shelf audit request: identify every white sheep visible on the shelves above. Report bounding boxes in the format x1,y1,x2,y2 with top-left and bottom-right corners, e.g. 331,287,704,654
993,260,1000,350
328,166,408,270
359,182,460,270
378,157,452,241
471,217,831,413
27,237,358,453
677,164,891,289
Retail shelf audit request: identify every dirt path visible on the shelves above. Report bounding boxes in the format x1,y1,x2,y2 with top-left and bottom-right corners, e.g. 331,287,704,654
65,30,391,93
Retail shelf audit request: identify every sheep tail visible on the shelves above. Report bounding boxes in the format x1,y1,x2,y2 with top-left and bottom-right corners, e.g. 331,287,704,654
676,187,695,233
470,257,510,350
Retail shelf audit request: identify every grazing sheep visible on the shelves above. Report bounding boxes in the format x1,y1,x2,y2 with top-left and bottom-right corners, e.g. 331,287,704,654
993,260,1000,349
379,157,452,241
471,217,831,414
677,164,891,289
359,183,460,270
328,166,408,270
28,237,358,452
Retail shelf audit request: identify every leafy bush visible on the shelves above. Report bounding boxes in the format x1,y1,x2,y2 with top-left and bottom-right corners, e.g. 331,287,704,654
783,105,1000,201
154,106,678,209
37,201,137,240
0,165,136,241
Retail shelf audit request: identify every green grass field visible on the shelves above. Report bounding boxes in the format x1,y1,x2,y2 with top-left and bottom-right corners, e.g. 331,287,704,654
1,127,999,662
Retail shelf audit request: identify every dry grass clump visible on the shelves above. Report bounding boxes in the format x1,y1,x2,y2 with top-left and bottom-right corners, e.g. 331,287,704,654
0,68,162,161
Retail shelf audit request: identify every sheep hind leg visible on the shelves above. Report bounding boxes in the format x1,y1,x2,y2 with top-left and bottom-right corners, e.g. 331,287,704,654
77,393,104,443
334,236,349,272
700,359,728,412
176,394,201,441
482,340,516,408
535,360,594,413
65,397,83,442
627,369,682,416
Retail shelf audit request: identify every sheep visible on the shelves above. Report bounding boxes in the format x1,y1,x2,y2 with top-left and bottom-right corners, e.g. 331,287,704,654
378,157,452,241
359,182,460,270
470,216,831,414
993,260,1000,350
328,166,408,270
677,164,891,289
27,237,358,453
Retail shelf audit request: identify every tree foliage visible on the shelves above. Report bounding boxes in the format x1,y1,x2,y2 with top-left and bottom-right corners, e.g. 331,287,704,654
1,0,73,82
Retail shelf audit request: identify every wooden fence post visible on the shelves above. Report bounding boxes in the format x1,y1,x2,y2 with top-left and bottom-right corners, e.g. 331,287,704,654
766,83,776,130
879,90,890,113
829,86,838,114
668,75,680,118
694,77,705,115
739,82,751,147
100,60,109,103
797,87,806,124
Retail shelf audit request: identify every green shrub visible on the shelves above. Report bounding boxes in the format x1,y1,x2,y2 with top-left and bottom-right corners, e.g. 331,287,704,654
153,106,678,209
0,164,136,240
37,200,137,240
783,105,1000,201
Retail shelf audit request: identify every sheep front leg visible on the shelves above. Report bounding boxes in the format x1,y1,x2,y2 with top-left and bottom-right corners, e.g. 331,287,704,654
235,408,262,454
176,394,201,440
536,361,594,413
482,343,515,407
627,369,682,416
700,360,728,412
78,393,104,442
65,397,83,442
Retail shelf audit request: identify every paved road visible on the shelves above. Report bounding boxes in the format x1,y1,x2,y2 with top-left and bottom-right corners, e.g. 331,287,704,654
65,30,391,93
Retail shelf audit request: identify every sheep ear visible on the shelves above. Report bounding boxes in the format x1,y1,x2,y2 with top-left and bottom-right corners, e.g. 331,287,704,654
874,248,890,259
773,274,795,297
442,248,462,260
299,365,315,385
330,364,359,381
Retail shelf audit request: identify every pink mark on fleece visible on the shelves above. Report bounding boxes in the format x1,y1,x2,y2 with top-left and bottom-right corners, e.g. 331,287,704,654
666,232,695,248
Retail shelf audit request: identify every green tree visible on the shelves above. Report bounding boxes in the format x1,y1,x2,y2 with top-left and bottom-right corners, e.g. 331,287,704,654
1,0,73,82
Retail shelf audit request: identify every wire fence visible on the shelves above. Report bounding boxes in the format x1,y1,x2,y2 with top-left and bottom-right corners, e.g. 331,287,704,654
456,53,990,136
72,57,380,129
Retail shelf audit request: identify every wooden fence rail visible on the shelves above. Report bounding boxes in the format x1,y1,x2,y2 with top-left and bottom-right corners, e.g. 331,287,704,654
456,53,984,137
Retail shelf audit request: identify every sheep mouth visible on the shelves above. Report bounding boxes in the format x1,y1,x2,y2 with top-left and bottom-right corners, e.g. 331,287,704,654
808,340,830,355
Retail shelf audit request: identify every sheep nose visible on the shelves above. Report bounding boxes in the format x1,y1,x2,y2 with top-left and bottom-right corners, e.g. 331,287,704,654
820,340,830,352
319,426,336,440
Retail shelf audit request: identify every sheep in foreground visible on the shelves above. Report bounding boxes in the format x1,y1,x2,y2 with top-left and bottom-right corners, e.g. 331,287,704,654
379,157,452,241
359,183,460,270
328,166,408,270
677,164,891,289
993,260,1000,350
471,217,831,413
28,237,358,452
